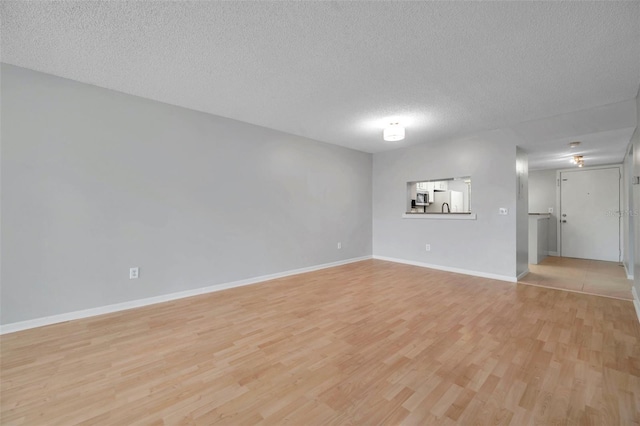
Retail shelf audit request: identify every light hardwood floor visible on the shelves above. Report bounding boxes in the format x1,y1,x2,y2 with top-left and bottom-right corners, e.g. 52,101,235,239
520,256,633,300
2,259,639,425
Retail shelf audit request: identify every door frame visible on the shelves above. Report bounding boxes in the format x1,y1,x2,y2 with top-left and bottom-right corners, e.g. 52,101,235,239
555,164,623,261
625,144,634,278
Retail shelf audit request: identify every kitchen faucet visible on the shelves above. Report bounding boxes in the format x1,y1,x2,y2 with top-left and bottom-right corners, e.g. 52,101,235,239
442,202,450,213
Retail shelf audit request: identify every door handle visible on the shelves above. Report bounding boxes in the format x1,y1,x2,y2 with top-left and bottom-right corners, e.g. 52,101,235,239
562,214,567,217
561,220,567,223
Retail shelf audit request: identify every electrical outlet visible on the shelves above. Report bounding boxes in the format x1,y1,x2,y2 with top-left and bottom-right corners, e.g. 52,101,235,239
129,267,139,280
499,208,508,215
548,207,553,213
425,244,431,251
337,242,342,249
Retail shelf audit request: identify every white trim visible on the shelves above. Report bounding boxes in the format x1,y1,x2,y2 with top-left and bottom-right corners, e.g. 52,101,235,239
624,262,634,280
373,255,517,282
548,251,559,257
633,287,640,325
520,281,633,302
0,256,372,335
517,268,530,281
402,213,477,220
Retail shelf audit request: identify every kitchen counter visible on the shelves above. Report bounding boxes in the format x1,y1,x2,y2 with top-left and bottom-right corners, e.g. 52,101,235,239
402,212,477,220
405,212,472,215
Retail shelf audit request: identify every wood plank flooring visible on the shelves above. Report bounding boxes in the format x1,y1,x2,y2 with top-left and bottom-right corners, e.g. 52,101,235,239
2,259,639,425
520,256,633,300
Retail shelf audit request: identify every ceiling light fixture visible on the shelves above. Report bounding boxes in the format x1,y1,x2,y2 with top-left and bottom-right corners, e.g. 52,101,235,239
570,155,584,167
569,141,581,149
383,123,405,141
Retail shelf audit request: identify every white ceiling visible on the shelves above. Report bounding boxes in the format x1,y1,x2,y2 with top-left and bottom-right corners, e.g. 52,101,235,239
2,1,639,169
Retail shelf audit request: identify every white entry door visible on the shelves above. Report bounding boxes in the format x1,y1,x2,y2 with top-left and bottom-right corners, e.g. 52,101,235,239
560,167,620,261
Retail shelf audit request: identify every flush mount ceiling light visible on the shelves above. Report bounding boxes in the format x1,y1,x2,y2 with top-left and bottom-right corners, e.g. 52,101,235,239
383,123,405,141
569,141,581,148
570,155,584,167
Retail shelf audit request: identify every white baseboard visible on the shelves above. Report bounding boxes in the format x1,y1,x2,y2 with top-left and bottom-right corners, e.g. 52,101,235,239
517,268,530,281
633,287,640,325
372,255,518,283
0,255,372,335
624,262,634,280
548,251,559,257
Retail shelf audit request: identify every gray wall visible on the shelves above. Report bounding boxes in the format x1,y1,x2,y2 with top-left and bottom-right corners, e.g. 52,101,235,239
1,64,373,324
529,169,558,253
623,145,634,277
632,89,640,298
516,147,529,276
372,130,519,278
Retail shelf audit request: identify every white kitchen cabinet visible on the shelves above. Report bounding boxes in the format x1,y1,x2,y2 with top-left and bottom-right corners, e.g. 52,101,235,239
427,181,447,202
415,181,449,206
433,181,448,190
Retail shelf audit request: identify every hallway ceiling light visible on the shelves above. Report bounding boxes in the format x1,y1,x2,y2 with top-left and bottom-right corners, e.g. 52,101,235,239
569,141,581,148
383,123,405,141
571,155,584,167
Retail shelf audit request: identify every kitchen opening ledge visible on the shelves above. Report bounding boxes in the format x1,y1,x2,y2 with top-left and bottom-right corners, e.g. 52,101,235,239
402,213,477,220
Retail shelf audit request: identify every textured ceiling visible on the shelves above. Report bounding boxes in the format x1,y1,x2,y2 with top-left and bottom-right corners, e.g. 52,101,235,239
2,1,639,167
